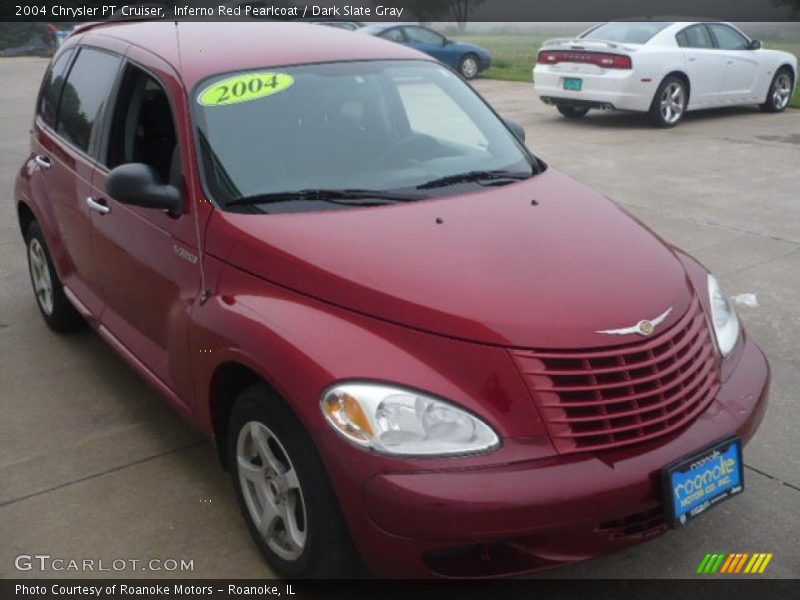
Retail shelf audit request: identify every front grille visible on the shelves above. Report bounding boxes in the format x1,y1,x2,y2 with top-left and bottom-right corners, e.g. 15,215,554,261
511,297,719,454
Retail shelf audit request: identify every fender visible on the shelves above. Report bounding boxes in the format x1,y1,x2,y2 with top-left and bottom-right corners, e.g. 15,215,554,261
188,257,550,448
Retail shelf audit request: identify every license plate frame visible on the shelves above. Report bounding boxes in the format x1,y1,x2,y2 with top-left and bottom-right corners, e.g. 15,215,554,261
662,436,744,527
563,77,583,91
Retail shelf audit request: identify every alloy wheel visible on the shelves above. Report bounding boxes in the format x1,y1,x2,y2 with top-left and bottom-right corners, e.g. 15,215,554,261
773,73,792,110
237,421,307,561
28,238,54,315
660,81,686,124
461,56,478,79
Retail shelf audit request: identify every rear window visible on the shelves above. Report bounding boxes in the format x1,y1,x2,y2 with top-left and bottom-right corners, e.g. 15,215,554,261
581,22,670,44
56,47,122,153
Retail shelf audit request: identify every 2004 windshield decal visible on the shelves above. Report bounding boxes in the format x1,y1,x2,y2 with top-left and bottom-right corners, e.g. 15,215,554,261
198,72,295,107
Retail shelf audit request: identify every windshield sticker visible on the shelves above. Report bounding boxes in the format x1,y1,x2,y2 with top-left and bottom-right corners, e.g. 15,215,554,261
198,72,294,107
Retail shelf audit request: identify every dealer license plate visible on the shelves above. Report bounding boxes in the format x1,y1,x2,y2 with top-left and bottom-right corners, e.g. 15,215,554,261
563,77,583,91
663,436,744,527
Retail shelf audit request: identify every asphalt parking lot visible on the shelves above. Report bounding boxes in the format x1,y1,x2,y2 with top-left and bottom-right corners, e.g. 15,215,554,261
1,57,798,579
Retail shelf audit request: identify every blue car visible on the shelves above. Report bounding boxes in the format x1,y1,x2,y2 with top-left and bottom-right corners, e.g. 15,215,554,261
360,24,492,79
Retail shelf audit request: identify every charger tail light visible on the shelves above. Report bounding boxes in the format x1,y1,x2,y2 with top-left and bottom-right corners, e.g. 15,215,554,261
538,50,632,69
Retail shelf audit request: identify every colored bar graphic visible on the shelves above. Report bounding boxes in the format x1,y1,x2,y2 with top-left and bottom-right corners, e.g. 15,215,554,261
711,553,726,573
697,554,712,574
744,552,765,573
698,552,773,574
758,554,773,573
719,554,736,573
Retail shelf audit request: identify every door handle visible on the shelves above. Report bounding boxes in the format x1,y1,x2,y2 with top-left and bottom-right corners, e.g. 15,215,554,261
688,57,697,62
34,155,51,169
727,60,734,64
85,196,110,215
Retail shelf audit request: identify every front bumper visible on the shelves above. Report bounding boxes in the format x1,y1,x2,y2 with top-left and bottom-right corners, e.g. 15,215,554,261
348,336,769,577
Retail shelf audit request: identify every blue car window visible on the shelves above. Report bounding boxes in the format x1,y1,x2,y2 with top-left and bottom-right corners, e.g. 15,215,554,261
405,27,445,45
379,28,405,43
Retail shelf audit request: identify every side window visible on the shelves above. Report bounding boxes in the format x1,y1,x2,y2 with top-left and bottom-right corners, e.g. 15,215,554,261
680,25,714,49
38,48,73,128
405,27,445,45
396,73,488,150
56,48,122,153
379,28,405,43
709,24,749,50
106,65,179,186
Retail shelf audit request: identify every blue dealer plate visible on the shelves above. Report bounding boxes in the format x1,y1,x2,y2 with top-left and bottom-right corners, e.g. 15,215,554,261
563,77,583,91
663,437,744,526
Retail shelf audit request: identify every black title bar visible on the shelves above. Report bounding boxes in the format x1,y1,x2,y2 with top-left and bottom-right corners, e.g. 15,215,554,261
1,0,800,22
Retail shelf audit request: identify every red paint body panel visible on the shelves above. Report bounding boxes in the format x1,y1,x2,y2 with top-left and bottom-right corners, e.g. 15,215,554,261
206,168,692,348
13,22,770,578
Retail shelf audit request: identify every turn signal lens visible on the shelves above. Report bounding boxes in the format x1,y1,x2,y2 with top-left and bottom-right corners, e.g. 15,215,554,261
322,392,374,443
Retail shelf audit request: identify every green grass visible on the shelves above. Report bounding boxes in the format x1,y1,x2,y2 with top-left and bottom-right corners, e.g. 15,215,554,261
457,34,546,83
455,33,800,108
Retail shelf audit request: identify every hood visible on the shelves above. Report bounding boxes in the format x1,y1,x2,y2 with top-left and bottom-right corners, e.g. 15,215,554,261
206,168,694,349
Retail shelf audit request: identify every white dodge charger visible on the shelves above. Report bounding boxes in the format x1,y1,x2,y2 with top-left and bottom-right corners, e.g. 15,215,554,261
533,21,797,126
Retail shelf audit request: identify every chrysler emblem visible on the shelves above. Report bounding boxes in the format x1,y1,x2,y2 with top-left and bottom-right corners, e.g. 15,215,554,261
597,307,673,337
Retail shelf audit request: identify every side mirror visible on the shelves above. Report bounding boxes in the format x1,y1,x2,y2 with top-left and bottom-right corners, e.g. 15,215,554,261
503,118,526,143
748,39,762,50
106,163,183,213
442,38,451,46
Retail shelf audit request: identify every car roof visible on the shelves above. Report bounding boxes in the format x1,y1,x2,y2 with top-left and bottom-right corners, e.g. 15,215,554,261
73,21,427,89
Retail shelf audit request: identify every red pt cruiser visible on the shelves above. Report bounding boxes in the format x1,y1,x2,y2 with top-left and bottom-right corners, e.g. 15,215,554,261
14,22,769,578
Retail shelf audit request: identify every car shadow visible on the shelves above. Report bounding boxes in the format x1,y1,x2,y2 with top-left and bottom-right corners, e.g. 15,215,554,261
549,105,771,129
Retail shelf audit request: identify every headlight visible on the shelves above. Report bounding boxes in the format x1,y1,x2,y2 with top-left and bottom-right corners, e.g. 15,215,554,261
707,274,740,357
320,383,500,456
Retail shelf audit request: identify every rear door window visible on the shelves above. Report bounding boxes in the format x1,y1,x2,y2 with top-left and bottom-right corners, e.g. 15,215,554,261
677,25,714,49
38,49,74,129
56,47,122,154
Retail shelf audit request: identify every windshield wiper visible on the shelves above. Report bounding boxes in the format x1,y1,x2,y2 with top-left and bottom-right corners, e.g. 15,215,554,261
225,188,425,208
416,169,532,190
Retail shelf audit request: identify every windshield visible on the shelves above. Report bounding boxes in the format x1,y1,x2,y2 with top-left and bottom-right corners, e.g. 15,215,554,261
193,60,536,213
580,22,670,44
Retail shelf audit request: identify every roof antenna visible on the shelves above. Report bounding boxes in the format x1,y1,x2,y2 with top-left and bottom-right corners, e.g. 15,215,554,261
174,19,184,74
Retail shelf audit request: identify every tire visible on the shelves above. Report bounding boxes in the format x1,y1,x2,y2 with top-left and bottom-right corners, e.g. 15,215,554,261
25,221,84,333
228,384,362,578
649,75,688,127
760,68,794,113
459,53,480,80
557,105,590,119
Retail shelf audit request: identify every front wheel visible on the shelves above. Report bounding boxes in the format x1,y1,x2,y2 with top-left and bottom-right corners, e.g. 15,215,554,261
649,76,688,127
228,384,362,578
459,54,480,80
761,68,794,113
557,105,590,119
